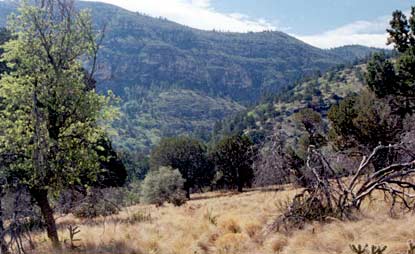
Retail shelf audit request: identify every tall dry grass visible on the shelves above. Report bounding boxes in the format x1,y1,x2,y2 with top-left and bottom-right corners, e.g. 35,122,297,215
26,186,415,254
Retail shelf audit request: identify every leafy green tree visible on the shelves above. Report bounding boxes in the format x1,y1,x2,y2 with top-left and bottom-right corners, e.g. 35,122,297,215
150,136,213,198
0,1,111,248
211,135,255,192
140,166,187,206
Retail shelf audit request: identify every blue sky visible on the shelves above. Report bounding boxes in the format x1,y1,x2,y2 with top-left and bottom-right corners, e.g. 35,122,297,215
83,0,413,48
211,0,412,35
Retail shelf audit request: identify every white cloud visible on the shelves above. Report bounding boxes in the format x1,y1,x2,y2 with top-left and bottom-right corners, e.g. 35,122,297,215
83,0,277,32
295,16,392,49
82,0,401,49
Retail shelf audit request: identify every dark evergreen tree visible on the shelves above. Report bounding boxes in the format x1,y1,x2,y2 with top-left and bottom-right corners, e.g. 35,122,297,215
387,10,411,52
365,53,398,98
150,137,213,198
211,135,255,192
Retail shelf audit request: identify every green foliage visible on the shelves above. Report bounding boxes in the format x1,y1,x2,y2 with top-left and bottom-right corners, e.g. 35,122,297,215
213,62,368,148
328,90,400,149
118,150,150,182
112,88,244,151
211,135,255,192
387,7,415,53
140,166,187,206
0,1,112,192
0,27,12,75
92,138,127,188
396,47,415,93
0,1,115,247
292,108,327,155
365,53,398,98
150,136,213,197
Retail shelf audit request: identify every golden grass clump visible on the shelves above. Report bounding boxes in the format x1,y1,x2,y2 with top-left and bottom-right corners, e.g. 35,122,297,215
215,233,249,254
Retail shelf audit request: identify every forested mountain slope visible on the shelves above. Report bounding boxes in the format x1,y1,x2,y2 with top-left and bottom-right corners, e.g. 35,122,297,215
212,63,368,144
0,0,385,151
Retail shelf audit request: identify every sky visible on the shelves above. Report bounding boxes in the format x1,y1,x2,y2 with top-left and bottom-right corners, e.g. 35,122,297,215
83,0,414,49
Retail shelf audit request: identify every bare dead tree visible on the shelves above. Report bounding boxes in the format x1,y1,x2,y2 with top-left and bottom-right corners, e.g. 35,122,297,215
254,127,308,187
254,130,290,186
268,142,415,232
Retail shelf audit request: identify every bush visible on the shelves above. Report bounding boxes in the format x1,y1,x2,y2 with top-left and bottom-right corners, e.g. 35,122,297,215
140,166,187,206
73,191,119,219
129,209,152,223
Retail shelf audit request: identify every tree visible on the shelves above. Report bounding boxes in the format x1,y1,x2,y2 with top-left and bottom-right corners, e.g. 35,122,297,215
328,91,401,151
150,137,212,198
365,53,398,98
211,135,255,192
387,10,412,52
327,6,415,173
396,47,415,93
118,150,150,183
0,28,11,254
0,181,8,254
271,143,415,232
292,108,327,156
0,28,12,75
254,129,300,187
140,166,187,206
91,138,127,188
0,0,110,249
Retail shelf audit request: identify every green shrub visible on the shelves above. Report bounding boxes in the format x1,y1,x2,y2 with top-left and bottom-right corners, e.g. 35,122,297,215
140,166,187,206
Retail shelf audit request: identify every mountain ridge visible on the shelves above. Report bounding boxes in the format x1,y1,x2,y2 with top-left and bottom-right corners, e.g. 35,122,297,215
0,0,387,151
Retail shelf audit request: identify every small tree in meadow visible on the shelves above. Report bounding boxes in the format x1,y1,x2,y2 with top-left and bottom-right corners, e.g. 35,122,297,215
211,135,255,192
140,166,187,207
150,136,213,198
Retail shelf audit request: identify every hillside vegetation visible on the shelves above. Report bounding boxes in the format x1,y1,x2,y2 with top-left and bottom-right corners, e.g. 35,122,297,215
0,0,385,150
213,63,368,143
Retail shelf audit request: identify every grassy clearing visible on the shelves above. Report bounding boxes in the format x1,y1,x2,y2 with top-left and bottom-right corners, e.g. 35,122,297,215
28,186,415,254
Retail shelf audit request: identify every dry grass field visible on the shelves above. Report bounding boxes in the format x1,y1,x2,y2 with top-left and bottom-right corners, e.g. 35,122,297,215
28,186,415,254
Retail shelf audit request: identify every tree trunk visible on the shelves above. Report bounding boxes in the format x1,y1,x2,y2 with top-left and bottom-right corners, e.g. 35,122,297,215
237,182,243,193
0,190,9,254
30,189,61,250
185,185,191,199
